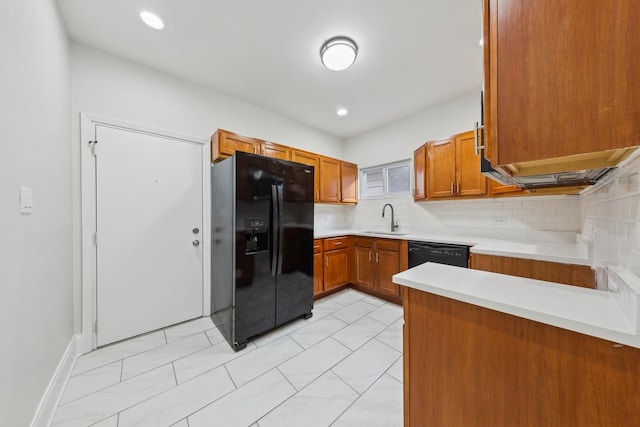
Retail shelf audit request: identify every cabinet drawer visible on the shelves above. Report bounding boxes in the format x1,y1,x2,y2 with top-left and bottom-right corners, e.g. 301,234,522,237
313,239,322,254
323,236,350,251
376,238,401,251
354,237,374,248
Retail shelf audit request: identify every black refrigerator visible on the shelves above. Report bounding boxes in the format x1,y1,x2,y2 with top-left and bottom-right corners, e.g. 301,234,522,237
211,152,314,351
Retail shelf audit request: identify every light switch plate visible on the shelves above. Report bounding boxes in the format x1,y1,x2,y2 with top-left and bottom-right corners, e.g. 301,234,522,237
20,186,32,214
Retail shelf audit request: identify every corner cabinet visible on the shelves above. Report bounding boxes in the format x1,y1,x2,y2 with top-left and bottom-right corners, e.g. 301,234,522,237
427,131,487,199
483,0,639,176
353,237,407,303
322,236,351,292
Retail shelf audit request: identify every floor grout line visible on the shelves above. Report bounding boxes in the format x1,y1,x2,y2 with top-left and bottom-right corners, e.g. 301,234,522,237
56,289,403,426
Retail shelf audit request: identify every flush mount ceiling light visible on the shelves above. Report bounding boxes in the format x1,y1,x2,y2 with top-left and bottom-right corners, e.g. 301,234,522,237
320,37,358,71
336,108,348,116
140,11,164,30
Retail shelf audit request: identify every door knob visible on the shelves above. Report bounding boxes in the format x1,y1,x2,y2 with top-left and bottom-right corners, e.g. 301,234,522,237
192,228,200,234
192,240,200,247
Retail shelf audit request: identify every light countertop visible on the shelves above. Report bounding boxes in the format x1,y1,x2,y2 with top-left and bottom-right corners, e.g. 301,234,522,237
393,262,640,349
314,229,590,266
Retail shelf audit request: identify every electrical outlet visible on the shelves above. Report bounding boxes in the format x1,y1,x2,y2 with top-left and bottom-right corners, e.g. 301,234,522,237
491,216,506,225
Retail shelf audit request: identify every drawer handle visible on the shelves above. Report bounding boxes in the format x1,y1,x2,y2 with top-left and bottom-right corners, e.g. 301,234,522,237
376,252,379,263
334,242,343,245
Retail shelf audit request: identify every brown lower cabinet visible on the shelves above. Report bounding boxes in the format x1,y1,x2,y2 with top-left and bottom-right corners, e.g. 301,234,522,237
403,287,640,427
313,236,405,303
312,236,350,295
352,237,407,303
470,253,595,289
313,239,324,295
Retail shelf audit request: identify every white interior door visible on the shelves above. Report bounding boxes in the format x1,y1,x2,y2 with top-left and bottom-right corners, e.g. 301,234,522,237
95,125,203,346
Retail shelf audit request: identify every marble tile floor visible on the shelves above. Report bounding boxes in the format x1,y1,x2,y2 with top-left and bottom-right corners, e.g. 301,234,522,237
53,289,404,427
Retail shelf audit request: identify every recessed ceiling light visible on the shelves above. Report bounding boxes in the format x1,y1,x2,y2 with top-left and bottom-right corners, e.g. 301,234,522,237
336,108,348,116
320,37,358,71
140,11,164,30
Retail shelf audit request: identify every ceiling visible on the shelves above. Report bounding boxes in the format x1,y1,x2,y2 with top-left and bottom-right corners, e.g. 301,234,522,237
56,0,483,139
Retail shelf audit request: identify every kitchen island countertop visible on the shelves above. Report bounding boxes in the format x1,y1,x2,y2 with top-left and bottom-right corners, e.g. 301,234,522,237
394,262,640,349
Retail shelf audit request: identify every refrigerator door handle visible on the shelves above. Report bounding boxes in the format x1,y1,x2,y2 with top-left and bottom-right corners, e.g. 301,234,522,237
276,183,285,275
271,184,278,277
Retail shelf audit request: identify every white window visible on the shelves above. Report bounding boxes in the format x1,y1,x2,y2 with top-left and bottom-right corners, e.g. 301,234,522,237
360,159,411,199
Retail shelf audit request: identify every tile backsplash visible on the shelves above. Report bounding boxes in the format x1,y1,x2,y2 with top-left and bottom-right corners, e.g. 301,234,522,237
315,193,582,240
581,152,640,279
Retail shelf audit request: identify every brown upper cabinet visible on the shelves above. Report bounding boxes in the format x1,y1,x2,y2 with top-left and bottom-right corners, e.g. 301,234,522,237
340,161,358,203
319,156,341,202
482,0,639,177
291,149,320,202
319,156,358,204
260,141,291,160
211,129,357,204
413,144,427,201
426,130,488,199
211,129,259,161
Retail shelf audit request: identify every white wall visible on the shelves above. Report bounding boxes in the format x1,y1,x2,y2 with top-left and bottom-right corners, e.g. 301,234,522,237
0,0,73,425
70,43,345,331
343,92,480,167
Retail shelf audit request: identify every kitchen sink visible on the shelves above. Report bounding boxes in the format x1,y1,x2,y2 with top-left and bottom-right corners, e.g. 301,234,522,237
361,230,409,236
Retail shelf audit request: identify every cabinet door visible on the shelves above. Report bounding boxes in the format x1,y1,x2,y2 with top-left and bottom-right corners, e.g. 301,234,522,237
455,131,487,197
340,161,358,203
375,248,401,297
313,252,324,295
319,157,341,202
212,129,259,160
324,249,349,290
413,144,427,200
485,0,640,167
261,142,291,160
427,139,456,199
354,246,374,289
291,149,320,202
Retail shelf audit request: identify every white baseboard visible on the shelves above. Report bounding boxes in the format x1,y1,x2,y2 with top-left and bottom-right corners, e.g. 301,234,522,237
30,334,81,427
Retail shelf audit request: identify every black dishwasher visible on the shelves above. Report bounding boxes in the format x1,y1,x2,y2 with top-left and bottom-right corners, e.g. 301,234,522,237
408,241,469,268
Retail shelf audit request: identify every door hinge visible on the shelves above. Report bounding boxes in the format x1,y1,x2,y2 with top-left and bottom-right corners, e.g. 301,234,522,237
89,140,98,156
93,232,98,246
94,321,98,334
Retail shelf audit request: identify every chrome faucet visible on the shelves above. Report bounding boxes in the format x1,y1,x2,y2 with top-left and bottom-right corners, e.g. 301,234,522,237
382,203,399,233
